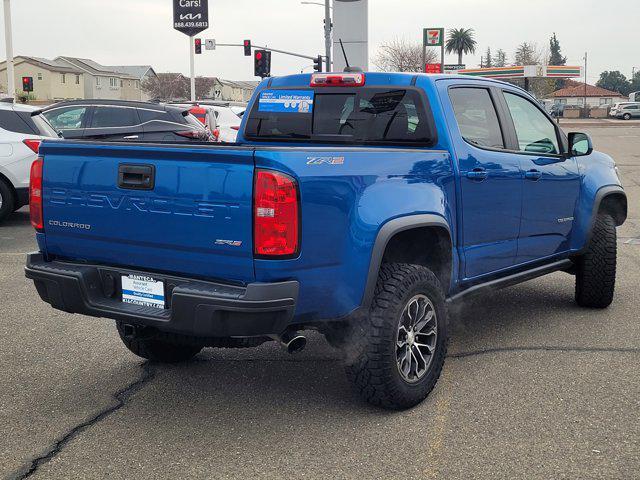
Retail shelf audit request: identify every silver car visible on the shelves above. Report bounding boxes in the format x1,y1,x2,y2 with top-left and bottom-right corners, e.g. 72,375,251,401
615,103,640,120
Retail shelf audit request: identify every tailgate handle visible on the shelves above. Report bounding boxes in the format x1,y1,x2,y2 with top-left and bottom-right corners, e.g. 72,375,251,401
118,164,155,190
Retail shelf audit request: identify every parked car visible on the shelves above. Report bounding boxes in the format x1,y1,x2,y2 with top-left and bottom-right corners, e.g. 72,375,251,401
26,72,626,410
0,103,59,222
173,102,242,142
614,103,640,120
610,102,634,117
41,100,213,142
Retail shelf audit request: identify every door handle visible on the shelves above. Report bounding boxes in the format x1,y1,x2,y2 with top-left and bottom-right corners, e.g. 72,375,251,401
123,135,139,140
525,169,542,181
466,168,488,181
118,164,155,190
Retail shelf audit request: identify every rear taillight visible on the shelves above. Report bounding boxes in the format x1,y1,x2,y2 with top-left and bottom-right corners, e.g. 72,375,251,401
212,128,220,141
23,139,41,154
310,73,365,87
29,157,44,231
254,170,299,257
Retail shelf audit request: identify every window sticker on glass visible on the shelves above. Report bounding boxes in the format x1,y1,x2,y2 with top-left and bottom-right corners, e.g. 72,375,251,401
259,90,314,113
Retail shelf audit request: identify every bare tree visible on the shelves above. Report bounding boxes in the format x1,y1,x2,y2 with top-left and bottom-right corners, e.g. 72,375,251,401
513,42,541,66
142,73,188,101
142,74,216,101
373,37,437,72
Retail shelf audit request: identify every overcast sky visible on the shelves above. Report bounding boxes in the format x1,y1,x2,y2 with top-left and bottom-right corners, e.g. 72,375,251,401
1,0,637,82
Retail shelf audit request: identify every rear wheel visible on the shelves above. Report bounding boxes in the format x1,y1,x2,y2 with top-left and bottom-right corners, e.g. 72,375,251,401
344,263,448,410
0,179,15,223
575,214,617,308
116,322,202,363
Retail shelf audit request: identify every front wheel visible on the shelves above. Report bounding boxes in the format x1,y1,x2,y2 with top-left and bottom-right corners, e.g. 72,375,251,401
0,179,15,223
575,214,617,308
116,322,202,363
344,263,448,410
623,113,632,120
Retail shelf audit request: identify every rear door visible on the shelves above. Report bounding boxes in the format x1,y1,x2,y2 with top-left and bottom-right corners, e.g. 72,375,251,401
42,105,90,139
445,85,522,279
498,89,580,263
83,105,144,141
42,143,256,283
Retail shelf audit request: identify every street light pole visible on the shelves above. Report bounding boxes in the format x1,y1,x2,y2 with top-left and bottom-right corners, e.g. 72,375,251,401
324,0,331,71
302,1,332,72
3,0,15,99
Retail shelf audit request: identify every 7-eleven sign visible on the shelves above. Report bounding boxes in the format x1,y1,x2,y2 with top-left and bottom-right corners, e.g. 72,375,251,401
424,28,444,47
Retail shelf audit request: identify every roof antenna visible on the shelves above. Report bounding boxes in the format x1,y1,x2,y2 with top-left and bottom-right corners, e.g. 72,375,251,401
339,39,363,73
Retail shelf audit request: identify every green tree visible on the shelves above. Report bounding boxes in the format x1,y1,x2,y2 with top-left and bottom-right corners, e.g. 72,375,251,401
445,28,477,65
596,71,631,95
628,71,640,99
513,42,540,65
548,33,566,66
549,33,567,89
482,47,493,68
493,49,507,67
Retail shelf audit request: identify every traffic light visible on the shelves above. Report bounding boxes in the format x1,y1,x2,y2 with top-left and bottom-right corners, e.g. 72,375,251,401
313,55,323,73
22,76,33,92
243,40,252,56
194,38,202,55
254,50,271,78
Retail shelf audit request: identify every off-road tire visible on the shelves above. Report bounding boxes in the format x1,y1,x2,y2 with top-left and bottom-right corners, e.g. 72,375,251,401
575,214,617,308
116,322,202,362
0,179,15,223
344,263,448,410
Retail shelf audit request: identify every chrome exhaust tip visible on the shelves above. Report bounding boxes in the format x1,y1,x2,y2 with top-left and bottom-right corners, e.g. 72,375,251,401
285,335,307,354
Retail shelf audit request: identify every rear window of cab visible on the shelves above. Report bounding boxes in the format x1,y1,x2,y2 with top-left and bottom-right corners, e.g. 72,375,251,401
244,87,436,146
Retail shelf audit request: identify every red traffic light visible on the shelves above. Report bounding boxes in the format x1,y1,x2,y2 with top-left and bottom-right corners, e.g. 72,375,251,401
255,51,263,61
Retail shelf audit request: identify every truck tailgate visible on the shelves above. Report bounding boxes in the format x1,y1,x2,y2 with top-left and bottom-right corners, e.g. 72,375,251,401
41,142,255,284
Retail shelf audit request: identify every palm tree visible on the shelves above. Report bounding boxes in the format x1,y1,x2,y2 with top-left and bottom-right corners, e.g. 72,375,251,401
445,28,477,65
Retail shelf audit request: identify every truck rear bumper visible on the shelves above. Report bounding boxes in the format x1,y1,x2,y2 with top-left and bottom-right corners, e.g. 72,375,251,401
25,253,298,338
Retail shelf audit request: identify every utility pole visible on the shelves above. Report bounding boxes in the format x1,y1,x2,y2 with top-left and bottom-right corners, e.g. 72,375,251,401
3,0,15,99
324,0,332,71
189,36,196,101
583,51,588,114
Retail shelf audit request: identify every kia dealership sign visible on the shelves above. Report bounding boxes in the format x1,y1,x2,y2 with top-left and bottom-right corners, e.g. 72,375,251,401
173,0,209,37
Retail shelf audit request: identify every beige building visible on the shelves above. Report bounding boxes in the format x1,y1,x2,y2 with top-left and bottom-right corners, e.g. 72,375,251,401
0,56,85,101
206,78,259,103
55,57,142,101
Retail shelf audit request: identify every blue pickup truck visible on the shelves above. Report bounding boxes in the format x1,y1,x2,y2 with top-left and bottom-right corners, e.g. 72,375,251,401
25,72,626,410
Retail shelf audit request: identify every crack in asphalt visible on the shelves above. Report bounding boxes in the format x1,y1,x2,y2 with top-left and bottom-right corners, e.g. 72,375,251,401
6,362,155,480
5,344,638,479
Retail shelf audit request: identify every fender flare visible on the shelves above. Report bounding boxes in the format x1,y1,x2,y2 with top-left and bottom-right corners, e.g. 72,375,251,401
580,185,627,253
361,214,452,309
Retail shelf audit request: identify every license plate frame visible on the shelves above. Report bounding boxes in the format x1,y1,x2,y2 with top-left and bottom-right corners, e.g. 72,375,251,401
121,274,166,310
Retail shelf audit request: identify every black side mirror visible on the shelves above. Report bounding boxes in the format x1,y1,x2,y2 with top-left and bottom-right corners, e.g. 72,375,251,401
568,132,593,157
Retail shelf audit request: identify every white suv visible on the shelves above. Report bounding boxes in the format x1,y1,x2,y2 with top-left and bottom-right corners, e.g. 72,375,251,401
0,102,59,222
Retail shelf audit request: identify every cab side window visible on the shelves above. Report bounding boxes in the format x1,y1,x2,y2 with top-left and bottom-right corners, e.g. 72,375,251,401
449,88,505,149
503,92,559,155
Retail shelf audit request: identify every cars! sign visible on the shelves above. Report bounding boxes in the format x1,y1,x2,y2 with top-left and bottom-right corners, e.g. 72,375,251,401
173,0,209,37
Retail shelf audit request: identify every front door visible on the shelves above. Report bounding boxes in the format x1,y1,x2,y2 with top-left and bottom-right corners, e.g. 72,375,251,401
500,90,581,263
446,85,522,279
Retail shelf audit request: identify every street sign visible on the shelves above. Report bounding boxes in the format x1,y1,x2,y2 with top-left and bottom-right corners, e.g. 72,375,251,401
205,39,216,50
173,0,209,37
425,63,442,74
424,28,444,47
444,64,465,73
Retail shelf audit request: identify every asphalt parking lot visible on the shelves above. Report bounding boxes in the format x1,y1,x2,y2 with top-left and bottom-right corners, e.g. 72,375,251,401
1,125,639,480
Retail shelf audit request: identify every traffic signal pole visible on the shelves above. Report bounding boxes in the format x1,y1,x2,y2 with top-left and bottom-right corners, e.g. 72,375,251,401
216,43,318,62
189,36,196,101
3,0,15,99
